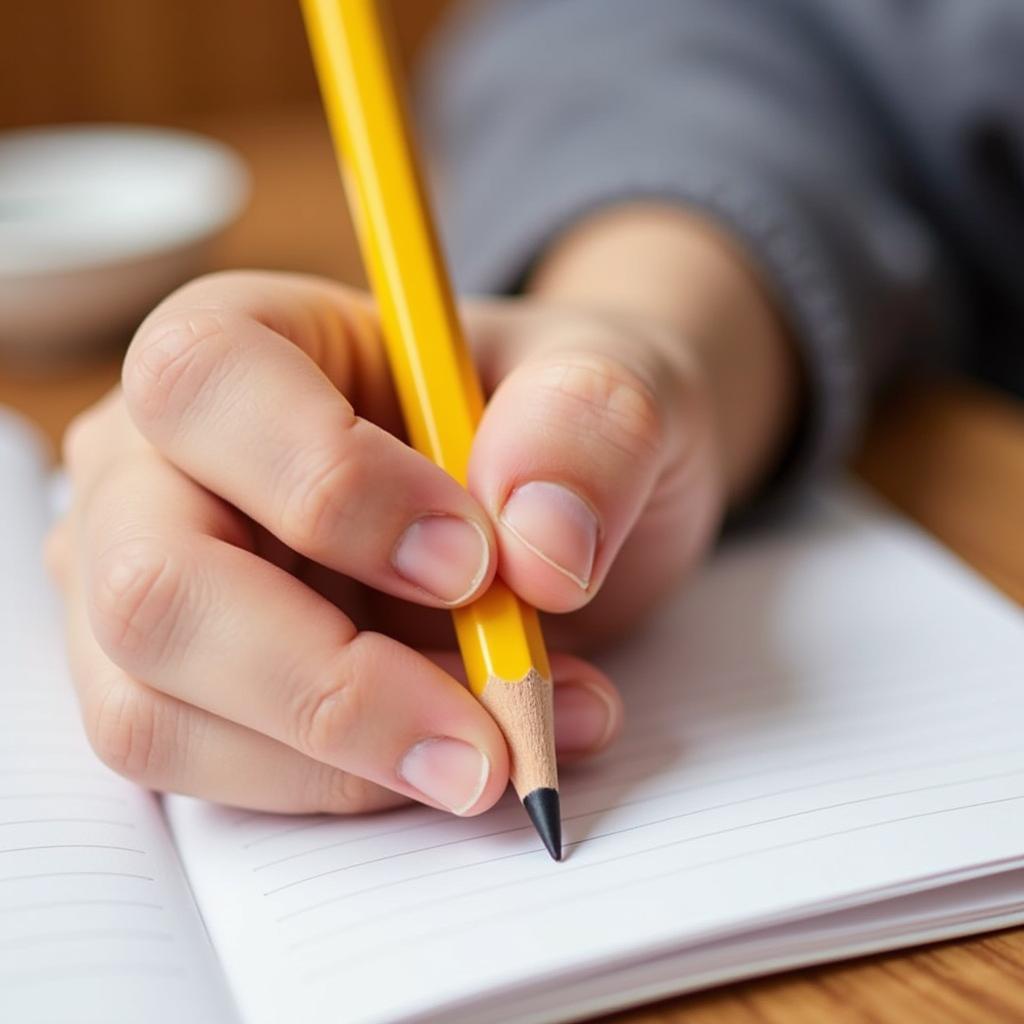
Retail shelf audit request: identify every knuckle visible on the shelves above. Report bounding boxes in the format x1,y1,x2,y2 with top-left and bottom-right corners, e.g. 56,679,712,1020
535,353,664,460
90,537,183,663
123,308,235,428
288,637,364,763
276,418,363,554
86,679,164,784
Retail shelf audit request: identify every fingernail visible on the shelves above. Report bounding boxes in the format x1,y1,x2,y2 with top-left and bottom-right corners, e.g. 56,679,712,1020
399,738,491,815
392,516,489,605
499,482,598,589
553,682,616,754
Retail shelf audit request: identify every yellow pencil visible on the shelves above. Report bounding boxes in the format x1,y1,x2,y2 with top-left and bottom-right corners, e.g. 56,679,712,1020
300,0,561,859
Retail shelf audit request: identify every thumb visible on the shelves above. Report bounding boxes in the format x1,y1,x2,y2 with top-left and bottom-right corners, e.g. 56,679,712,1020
467,307,706,614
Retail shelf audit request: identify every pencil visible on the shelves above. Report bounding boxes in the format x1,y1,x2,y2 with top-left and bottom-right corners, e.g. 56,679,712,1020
300,0,561,860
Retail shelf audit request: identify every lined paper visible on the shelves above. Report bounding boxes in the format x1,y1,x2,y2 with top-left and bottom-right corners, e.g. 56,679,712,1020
0,413,237,1024
481,868,1024,1024
166,486,1024,1024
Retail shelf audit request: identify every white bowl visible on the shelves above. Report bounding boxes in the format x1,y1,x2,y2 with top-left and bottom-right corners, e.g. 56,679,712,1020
0,125,248,362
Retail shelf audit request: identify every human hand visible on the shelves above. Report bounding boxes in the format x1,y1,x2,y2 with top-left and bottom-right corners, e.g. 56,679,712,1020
46,211,792,817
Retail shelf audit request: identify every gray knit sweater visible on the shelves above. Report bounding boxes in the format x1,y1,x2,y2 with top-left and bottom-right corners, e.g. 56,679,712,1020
420,0,1024,480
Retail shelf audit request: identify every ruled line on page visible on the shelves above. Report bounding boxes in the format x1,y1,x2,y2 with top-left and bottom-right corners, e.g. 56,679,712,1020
233,685,1023,854
246,745,920,872
0,872,156,885
283,788,1007,942
0,844,145,857
0,929,173,951
0,724,89,735
0,900,163,915
258,705,1024,870
263,758,1024,894
241,810,438,850
261,823,530,885
567,719,1020,802
0,819,135,829
0,424,245,1023
0,793,127,803
573,702,1024,802
241,806,464,851
607,690,1024,764
252,741,1024,877
274,769,1024,920
301,793,1024,980
229,693,1023,868
1,963,187,984
240,817,328,847
0,745,90,757
0,772,115,782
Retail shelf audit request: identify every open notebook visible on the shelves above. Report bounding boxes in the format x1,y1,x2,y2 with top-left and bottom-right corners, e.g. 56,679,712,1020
3,405,1024,1024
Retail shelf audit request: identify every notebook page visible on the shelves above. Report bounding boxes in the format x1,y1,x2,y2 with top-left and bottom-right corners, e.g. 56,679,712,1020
166,483,1024,1024
485,868,1024,1024
0,411,238,1024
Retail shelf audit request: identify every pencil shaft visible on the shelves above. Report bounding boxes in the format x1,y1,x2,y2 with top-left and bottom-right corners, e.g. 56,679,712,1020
303,0,477,476
301,0,557,817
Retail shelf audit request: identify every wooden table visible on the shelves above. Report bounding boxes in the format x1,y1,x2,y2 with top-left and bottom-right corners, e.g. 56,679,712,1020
3,105,1023,1023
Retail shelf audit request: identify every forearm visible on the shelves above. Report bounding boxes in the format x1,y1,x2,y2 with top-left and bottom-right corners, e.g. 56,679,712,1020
527,204,800,505
425,0,965,501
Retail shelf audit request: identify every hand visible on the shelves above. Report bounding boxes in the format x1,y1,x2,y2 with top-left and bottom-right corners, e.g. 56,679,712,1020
46,210,793,818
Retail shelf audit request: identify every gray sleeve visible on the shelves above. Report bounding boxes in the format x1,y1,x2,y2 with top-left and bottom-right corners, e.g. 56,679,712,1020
418,0,966,485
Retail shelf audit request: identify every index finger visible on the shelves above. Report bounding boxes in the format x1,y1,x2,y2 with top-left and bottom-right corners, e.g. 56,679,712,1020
121,272,497,608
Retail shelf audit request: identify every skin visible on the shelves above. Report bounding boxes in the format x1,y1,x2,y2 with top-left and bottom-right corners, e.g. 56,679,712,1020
45,203,797,817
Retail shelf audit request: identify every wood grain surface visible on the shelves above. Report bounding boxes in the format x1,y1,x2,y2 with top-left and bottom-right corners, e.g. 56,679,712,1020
1,0,444,129
1,105,1022,1024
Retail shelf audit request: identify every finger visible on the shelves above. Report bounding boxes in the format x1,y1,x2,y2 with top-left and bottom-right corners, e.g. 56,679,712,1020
467,306,705,613
425,650,623,763
121,271,495,608
60,547,404,814
78,453,511,817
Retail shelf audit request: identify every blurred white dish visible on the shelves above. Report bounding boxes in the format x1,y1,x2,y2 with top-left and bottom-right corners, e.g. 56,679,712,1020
0,125,248,361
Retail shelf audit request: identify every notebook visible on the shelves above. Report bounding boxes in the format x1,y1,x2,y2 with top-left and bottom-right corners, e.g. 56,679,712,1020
2,404,1024,1024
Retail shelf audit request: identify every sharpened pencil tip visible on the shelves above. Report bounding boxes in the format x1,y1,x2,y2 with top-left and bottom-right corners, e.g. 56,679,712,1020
523,787,562,861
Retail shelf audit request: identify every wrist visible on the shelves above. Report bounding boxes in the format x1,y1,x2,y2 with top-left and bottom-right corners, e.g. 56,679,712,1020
526,203,800,505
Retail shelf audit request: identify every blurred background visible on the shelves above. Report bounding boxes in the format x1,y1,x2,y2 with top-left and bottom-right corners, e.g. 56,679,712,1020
0,0,449,438
3,0,439,131
0,0,1021,602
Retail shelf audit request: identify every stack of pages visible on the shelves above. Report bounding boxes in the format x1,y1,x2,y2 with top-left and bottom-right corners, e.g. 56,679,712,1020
2,408,1023,1024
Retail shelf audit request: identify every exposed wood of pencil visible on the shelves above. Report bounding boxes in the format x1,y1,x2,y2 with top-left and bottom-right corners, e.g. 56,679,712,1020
479,669,557,798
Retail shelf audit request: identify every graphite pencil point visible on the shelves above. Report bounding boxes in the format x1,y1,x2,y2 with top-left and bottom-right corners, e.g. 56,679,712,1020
524,787,562,861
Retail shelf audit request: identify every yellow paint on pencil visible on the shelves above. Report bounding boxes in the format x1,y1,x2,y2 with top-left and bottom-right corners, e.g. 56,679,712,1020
299,0,551,696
